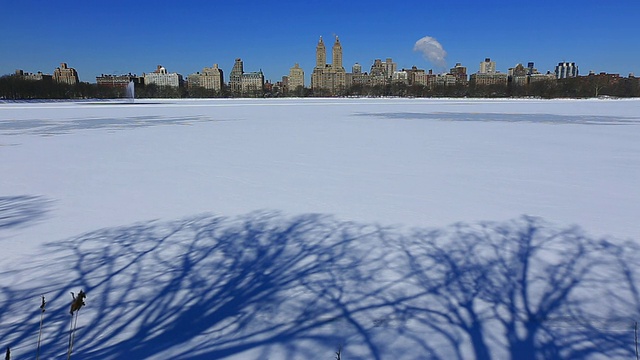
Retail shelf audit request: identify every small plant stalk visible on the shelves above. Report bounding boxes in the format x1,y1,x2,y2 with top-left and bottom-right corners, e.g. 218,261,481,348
36,295,46,360
67,290,86,360
66,310,80,360
635,321,639,360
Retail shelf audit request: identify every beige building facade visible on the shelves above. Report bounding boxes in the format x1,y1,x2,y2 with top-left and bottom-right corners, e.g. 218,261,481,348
470,72,508,86
229,58,264,96
96,74,140,88
15,69,52,81
311,36,346,94
450,63,468,84
145,65,182,87
479,58,497,74
53,63,79,85
288,63,304,92
241,71,265,95
230,58,244,94
200,64,224,91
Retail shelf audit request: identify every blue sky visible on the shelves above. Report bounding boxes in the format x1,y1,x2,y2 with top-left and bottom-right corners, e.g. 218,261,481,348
1,0,639,83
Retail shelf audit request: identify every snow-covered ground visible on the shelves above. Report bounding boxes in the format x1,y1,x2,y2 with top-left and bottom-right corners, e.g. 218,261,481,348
1,98,639,359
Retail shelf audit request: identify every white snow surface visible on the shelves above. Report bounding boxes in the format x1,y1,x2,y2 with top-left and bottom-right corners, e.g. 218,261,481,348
1,98,639,359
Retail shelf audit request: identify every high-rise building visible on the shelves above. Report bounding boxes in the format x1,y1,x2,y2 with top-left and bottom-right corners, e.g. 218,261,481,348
144,65,182,87
241,71,264,95
449,63,468,84
201,64,224,91
473,58,506,86
53,63,79,85
347,62,369,87
288,63,304,92
230,58,244,94
403,66,434,87
392,71,409,84
187,73,201,88
508,64,528,85
470,72,508,86
385,58,397,78
435,74,457,86
96,74,141,88
530,71,556,83
311,36,346,94
229,58,264,96
316,37,326,68
555,62,579,79
370,59,387,85
332,37,343,70
479,58,496,74
14,69,52,82
370,59,385,76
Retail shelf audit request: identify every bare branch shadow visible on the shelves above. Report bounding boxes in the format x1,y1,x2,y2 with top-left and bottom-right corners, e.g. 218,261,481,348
0,213,637,359
396,216,640,359
0,212,401,359
0,195,50,230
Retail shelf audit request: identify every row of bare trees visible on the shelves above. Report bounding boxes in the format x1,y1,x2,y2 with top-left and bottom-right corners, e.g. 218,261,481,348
1,74,639,99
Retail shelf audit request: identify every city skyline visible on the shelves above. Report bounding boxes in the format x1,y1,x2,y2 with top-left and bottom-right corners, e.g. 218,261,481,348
2,0,639,84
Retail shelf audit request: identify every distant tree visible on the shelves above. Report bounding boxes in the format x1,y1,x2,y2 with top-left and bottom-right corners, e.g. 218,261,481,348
528,80,556,99
188,86,217,98
311,87,331,97
390,82,408,97
585,75,611,97
289,85,305,97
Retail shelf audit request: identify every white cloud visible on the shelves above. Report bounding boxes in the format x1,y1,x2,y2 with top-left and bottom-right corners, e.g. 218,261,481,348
413,36,447,69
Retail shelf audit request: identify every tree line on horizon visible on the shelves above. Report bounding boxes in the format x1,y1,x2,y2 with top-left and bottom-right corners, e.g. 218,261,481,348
1,74,639,100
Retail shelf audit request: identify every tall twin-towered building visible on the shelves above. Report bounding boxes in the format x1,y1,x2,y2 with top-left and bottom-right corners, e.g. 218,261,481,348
311,36,346,93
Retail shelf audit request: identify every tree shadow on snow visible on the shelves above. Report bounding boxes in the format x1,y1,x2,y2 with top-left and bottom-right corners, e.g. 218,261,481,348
0,213,638,359
1,212,399,359
394,216,640,359
0,195,50,230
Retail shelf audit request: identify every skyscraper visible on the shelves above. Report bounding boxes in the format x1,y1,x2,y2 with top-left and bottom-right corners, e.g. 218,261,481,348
385,58,397,78
53,63,79,85
240,70,264,95
479,58,496,74
316,37,326,68
288,63,304,92
555,62,579,79
229,58,264,96
230,59,244,94
332,37,343,70
311,36,346,95
370,59,387,85
144,65,182,87
201,64,224,91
